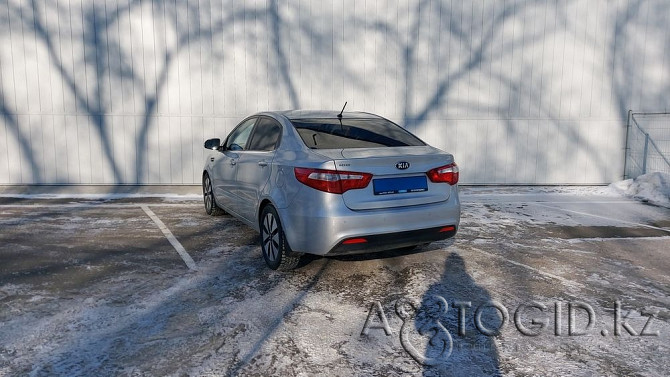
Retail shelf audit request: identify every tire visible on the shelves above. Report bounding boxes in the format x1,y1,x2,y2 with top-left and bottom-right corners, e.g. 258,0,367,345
260,205,300,271
203,173,226,216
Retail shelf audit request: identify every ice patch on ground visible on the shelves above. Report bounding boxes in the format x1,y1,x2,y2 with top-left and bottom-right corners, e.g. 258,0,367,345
609,172,670,208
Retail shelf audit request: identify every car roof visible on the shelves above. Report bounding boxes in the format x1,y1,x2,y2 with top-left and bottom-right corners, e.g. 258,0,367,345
270,110,382,120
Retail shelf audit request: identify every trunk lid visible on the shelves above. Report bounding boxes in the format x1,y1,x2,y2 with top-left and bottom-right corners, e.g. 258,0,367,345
320,146,455,210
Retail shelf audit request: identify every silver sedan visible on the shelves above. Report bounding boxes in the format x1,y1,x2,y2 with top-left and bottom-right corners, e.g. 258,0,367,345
202,110,460,270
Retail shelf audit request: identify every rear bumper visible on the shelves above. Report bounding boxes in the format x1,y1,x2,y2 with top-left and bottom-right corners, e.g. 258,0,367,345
276,185,461,255
327,225,457,255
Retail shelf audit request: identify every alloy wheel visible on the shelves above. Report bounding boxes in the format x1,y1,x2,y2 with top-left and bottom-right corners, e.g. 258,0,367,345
262,212,280,262
204,176,213,212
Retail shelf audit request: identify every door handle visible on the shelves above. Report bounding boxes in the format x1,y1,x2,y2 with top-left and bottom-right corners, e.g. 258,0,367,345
210,157,215,162
230,159,237,166
258,161,268,167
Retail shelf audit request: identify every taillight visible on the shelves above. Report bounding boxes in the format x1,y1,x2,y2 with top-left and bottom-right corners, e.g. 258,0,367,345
427,163,459,185
294,167,372,194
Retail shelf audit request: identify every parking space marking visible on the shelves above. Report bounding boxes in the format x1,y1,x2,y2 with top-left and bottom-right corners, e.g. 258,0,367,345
461,199,640,205
141,205,198,271
532,203,670,233
563,235,670,243
467,246,585,289
0,203,199,208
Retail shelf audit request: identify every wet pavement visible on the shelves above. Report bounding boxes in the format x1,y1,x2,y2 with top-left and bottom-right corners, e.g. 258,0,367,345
0,187,668,376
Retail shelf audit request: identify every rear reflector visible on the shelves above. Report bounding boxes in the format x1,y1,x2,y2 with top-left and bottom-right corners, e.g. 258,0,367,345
439,226,456,233
294,167,372,194
427,163,459,185
342,238,368,245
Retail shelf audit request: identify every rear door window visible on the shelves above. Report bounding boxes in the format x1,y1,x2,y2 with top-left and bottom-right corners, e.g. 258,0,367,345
290,118,425,149
248,117,282,151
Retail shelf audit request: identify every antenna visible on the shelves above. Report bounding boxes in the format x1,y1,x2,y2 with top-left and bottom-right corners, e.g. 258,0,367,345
337,101,347,118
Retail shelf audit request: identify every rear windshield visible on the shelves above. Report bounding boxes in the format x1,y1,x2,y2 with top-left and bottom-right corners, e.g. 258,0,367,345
290,118,425,149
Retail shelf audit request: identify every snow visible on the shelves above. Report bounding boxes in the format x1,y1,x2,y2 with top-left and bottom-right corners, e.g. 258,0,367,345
609,172,670,208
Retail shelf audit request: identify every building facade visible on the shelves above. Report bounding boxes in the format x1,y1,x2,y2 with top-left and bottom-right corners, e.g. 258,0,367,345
1,0,669,185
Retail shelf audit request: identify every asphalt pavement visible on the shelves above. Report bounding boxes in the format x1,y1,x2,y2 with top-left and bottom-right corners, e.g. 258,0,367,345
0,186,668,376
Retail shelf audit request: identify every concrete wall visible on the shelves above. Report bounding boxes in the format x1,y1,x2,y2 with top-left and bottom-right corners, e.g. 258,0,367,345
1,0,669,185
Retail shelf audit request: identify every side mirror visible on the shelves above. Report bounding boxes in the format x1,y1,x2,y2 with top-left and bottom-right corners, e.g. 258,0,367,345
204,138,221,150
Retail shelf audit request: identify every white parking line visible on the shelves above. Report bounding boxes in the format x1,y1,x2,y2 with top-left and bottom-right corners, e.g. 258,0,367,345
0,203,199,208
563,235,670,243
532,203,670,234
461,199,640,204
466,246,585,289
140,205,198,271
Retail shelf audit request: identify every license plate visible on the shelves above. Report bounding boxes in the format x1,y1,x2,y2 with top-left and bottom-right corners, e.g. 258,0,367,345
373,176,428,195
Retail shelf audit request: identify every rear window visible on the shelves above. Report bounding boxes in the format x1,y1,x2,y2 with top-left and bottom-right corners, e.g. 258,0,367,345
290,118,425,149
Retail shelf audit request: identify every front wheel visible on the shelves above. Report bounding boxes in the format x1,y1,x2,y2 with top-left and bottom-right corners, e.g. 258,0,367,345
260,205,300,270
203,173,226,216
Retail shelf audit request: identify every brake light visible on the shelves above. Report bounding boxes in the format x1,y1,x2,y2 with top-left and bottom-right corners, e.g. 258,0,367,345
294,167,372,194
427,163,459,185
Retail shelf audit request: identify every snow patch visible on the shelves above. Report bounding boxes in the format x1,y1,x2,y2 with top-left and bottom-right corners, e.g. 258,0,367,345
609,172,670,208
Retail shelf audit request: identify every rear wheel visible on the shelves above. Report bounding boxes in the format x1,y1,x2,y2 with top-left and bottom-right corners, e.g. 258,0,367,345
203,173,226,216
260,205,300,270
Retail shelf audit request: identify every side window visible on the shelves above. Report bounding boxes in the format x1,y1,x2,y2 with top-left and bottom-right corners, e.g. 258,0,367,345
225,118,257,151
247,118,282,151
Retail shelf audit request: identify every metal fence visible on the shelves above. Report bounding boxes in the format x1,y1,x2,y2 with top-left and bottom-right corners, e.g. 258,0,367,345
624,111,670,179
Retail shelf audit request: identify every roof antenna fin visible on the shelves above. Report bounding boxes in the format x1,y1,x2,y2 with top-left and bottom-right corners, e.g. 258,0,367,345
337,101,347,118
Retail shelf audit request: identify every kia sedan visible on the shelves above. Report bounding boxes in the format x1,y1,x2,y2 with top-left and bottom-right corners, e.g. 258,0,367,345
202,110,460,270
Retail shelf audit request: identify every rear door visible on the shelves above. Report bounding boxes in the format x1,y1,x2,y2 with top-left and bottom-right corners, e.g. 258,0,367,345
212,117,257,214
234,117,282,222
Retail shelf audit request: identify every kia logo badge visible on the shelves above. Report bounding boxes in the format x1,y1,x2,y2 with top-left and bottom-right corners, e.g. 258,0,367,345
396,161,410,170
